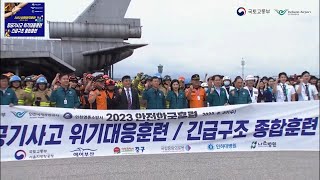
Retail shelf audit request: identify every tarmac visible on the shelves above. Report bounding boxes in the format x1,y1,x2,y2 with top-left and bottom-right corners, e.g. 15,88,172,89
1,151,319,180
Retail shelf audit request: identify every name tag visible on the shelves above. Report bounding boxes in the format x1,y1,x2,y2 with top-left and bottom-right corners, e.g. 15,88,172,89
197,96,200,100
64,99,68,105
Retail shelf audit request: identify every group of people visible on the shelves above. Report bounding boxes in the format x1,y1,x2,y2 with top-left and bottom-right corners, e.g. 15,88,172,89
0,70,319,110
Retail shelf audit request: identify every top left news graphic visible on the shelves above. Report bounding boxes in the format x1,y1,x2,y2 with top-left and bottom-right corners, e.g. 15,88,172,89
4,2,45,37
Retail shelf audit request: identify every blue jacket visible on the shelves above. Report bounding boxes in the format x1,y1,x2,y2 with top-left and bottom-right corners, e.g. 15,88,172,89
229,88,252,105
0,88,18,105
50,87,80,108
207,88,228,106
166,90,187,109
264,89,273,102
143,88,166,109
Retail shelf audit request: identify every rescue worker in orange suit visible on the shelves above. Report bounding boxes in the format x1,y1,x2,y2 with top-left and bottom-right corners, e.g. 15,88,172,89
105,79,119,109
185,74,207,108
88,75,107,110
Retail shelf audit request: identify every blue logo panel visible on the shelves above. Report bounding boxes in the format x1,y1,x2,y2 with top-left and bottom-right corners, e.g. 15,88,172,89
4,2,45,37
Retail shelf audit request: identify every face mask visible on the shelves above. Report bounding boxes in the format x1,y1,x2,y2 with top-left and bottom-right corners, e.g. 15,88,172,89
224,81,230,86
204,88,208,92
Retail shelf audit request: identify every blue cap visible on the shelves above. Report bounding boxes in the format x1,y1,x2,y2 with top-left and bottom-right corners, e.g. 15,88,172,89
36,77,48,84
9,75,21,83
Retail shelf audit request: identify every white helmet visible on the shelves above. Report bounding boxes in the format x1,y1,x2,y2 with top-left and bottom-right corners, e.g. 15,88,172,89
223,76,231,81
201,82,208,88
245,75,255,81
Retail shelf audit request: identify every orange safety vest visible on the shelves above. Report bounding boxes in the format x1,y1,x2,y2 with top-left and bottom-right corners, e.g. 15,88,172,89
89,89,107,110
186,88,206,108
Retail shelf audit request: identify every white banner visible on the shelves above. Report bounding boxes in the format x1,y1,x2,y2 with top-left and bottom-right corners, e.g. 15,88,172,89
0,101,319,162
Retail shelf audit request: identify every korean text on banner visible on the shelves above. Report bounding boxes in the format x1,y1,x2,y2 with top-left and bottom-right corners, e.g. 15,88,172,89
0,101,319,162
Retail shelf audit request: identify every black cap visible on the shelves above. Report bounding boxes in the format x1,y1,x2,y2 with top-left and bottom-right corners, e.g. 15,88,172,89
288,77,294,81
191,74,200,80
69,76,78,82
25,76,34,82
310,76,318,80
93,75,104,82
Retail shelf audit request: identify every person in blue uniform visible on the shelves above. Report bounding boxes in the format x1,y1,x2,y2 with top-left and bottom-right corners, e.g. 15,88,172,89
142,76,166,109
50,73,80,108
229,76,252,105
207,75,228,106
0,75,18,106
166,79,187,109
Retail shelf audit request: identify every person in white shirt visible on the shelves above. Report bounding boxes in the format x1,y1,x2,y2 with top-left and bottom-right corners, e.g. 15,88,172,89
222,76,235,100
244,75,258,103
296,71,319,101
272,72,296,102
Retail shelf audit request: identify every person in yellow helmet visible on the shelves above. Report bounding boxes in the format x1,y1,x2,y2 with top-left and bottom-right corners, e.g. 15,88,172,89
23,76,35,106
160,75,172,96
134,73,152,109
116,80,123,89
132,72,144,89
160,75,172,109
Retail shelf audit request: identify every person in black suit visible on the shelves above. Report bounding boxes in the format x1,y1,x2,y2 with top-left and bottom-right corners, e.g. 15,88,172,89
117,75,140,110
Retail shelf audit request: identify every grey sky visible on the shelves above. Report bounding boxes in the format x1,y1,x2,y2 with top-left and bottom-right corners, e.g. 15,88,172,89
2,0,319,80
